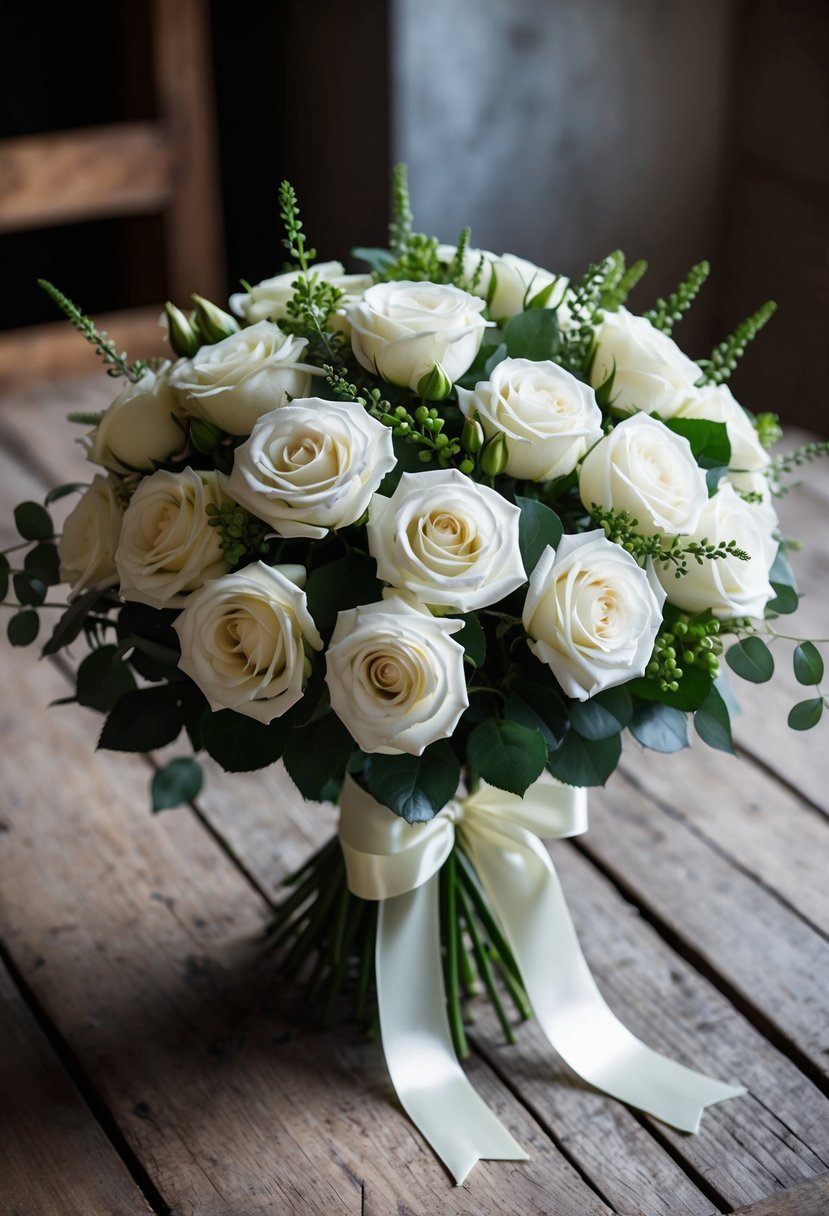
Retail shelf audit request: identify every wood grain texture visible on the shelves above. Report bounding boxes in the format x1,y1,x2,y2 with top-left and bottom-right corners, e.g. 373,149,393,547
728,1170,829,1214
0,124,173,233
0,960,155,1216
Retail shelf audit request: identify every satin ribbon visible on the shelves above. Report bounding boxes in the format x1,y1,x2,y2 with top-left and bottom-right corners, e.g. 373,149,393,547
339,775,745,1184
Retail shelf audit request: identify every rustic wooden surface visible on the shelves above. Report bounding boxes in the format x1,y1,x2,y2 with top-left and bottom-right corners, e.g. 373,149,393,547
0,377,827,1216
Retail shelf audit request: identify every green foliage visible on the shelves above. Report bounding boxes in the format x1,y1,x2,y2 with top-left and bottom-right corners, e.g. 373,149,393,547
446,227,472,287
305,554,382,637
664,417,731,470
42,588,115,656
725,636,775,683
694,685,735,754
793,641,824,686
771,439,829,478
516,497,563,577
363,740,461,823
589,503,749,579
546,728,622,786
38,279,145,380
628,665,714,713
14,502,53,542
201,708,290,772
504,681,569,752
388,163,414,256
598,250,649,312
0,553,8,600
569,688,633,741
501,308,560,361
467,719,547,796
644,617,722,693
643,261,710,335
629,701,689,752
76,645,137,712
283,713,354,801
66,411,105,426
558,259,607,374
7,609,39,647
152,757,204,812
98,686,185,752
24,543,60,585
205,501,272,568
766,545,800,616
13,571,47,606
456,613,486,668
697,300,777,385
754,412,783,450
788,698,824,731
279,180,316,271
44,482,88,506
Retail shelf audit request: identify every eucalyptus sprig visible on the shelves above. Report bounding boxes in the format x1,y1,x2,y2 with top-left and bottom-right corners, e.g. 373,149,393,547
590,504,750,577
598,250,649,313
770,439,829,477
38,280,145,381
643,261,710,336
278,180,315,271
696,300,777,385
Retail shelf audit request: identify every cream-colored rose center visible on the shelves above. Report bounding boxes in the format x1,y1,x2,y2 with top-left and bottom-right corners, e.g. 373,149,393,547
411,510,480,566
361,645,421,706
153,503,179,548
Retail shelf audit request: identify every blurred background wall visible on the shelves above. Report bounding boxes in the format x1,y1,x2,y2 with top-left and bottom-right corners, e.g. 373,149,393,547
0,0,826,431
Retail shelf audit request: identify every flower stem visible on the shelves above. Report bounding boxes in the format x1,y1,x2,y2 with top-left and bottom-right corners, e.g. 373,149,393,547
440,851,469,1059
456,880,517,1045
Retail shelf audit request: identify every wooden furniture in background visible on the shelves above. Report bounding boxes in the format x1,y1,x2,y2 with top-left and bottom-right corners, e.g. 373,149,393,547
0,0,223,391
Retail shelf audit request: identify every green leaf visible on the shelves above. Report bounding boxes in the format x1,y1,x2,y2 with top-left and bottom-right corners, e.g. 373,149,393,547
7,609,39,647
351,246,396,273
42,588,110,656
694,685,735,753
76,644,137,712
12,571,47,606
363,740,461,823
200,708,289,772
788,698,824,731
570,688,633,741
0,552,8,600
793,642,824,686
665,418,731,469
546,730,622,787
116,603,180,681
630,702,689,752
501,309,560,361
24,543,60,585
505,680,569,751
467,719,547,796
627,666,713,712
44,482,88,506
151,758,204,812
767,581,799,615
725,636,774,683
305,554,381,636
283,713,354,801
14,501,54,541
455,613,486,668
98,686,183,752
516,496,563,577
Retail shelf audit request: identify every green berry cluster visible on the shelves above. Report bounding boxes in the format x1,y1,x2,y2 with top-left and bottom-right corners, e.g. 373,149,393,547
206,502,271,568
645,618,723,692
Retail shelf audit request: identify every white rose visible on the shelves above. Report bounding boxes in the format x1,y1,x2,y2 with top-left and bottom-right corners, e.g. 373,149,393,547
590,307,701,415
86,363,185,474
523,532,665,701
173,561,323,723
436,245,564,320
58,475,123,598
228,260,372,329
656,483,778,619
170,321,317,436
325,595,469,755
115,467,230,607
349,281,492,391
367,468,525,611
227,398,396,540
457,357,603,482
578,413,708,536
671,384,771,499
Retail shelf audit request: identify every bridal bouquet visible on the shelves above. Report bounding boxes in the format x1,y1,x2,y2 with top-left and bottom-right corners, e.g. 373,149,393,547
5,167,826,1181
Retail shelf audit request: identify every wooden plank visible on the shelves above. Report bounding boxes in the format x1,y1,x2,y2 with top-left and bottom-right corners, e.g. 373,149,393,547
0,124,173,232
0,959,156,1216
0,309,167,393
729,1170,829,1215
0,643,613,1216
584,772,829,1081
152,0,226,303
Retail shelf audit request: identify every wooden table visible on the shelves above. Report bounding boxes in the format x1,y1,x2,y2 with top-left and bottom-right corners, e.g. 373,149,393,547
1,377,827,1216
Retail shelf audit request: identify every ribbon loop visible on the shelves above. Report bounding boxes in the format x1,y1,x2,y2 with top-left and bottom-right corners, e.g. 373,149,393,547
338,774,744,1183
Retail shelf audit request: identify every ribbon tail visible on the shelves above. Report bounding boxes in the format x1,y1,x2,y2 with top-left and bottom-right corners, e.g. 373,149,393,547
376,878,528,1184
469,838,746,1134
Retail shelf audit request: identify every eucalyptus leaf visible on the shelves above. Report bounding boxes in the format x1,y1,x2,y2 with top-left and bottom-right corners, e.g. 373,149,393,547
793,642,823,686
467,719,547,796
0,553,8,600
787,698,824,731
42,588,110,656
546,729,622,787
725,636,774,683
14,501,54,542
13,571,47,606
456,613,486,668
24,543,60,585
570,688,633,741
516,496,563,578
151,757,203,812
694,685,735,754
501,309,559,361
44,482,88,506
364,741,460,823
630,702,689,752
8,609,39,647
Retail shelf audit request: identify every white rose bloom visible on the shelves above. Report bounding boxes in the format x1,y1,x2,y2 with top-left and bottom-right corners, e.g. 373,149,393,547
349,280,492,391
170,321,317,436
590,307,701,415
457,357,603,482
578,413,708,537
173,561,323,723
656,483,778,619
58,475,124,598
325,595,469,755
116,467,230,607
523,532,665,701
671,384,772,499
367,469,525,611
86,363,185,474
228,398,396,540
228,260,372,330
436,245,564,320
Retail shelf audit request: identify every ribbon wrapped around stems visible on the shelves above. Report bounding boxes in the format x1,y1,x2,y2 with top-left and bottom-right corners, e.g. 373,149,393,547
339,774,745,1185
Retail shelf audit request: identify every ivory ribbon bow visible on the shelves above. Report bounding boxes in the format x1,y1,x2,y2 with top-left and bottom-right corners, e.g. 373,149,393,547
339,774,745,1185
